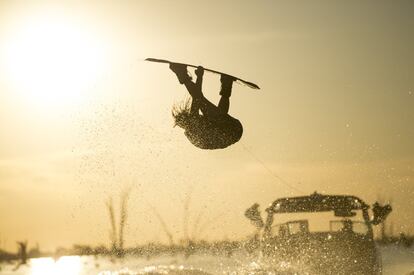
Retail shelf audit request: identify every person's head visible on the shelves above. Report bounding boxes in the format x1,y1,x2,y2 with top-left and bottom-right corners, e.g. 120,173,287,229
342,219,353,232
172,98,195,129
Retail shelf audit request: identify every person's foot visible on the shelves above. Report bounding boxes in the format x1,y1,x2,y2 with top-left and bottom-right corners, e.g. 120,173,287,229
195,66,204,78
169,63,191,84
220,74,235,97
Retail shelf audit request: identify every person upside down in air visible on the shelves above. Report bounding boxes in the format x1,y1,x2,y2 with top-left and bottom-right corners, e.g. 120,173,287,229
169,63,243,150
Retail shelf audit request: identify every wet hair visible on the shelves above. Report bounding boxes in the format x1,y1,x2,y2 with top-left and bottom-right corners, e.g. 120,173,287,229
171,98,193,128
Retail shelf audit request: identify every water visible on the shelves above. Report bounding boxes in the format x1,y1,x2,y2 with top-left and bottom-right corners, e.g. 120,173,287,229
1,245,413,275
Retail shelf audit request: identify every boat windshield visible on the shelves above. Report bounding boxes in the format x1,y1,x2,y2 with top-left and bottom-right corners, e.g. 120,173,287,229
270,210,370,236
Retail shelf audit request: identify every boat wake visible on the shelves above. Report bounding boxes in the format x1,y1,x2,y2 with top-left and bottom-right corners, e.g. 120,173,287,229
98,264,212,275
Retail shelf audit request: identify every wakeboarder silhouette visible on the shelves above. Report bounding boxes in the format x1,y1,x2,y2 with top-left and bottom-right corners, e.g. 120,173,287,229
146,58,259,150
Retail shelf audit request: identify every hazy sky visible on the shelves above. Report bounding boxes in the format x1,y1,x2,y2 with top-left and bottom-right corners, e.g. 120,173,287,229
0,1,413,251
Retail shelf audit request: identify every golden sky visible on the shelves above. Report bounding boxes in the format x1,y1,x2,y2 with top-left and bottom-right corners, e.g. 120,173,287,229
0,1,413,251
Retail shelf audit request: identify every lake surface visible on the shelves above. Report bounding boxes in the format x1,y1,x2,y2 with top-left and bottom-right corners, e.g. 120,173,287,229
1,245,413,274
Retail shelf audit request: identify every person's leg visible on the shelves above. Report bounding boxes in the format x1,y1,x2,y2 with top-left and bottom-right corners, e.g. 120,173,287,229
169,63,205,99
197,74,236,117
218,97,230,114
169,63,191,84
198,97,221,116
171,64,220,116
190,95,202,115
169,63,227,117
217,74,234,114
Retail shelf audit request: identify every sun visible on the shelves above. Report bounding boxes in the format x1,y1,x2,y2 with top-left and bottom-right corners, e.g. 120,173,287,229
3,12,107,112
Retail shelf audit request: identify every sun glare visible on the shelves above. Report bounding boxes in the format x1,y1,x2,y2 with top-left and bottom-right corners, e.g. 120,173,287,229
3,12,107,111
30,256,82,275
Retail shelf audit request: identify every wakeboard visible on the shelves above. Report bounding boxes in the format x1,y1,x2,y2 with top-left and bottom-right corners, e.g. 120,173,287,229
145,58,260,90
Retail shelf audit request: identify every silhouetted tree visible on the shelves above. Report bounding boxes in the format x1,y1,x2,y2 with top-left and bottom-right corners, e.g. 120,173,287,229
105,188,131,257
106,198,118,252
118,189,130,255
